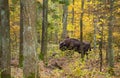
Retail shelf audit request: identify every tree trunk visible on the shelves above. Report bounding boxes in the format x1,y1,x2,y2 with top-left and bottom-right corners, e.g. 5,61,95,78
54,29,58,44
21,0,39,77
92,0,98,52
19,0,23,67
0,1,1,71
97,2,103,72
107,0,114,74
99,22,103,72
40,0,48,63
80,0,84,59
0,0,11,78
71,0,74,25
93,17,97,52
62,4,68,39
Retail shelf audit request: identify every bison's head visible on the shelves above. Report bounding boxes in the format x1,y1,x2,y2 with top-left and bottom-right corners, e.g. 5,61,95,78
59,38,75,51
59,41,68,51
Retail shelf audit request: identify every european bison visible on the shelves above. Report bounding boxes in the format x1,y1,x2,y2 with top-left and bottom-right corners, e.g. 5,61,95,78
59,38,91,57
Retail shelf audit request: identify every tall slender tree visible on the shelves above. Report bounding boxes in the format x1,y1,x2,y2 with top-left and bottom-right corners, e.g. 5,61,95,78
0,0,11,78
21,0,39,77
80,0,84,58
40,0,48,63
99,17,104,72
19,0,23,67
71,0,74,25
93,0,97,52
0,1,1,71
98,1,104,72
93,18,97,51
107,0,114,74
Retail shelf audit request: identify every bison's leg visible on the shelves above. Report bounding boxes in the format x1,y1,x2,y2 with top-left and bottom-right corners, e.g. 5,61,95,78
85,52,88,59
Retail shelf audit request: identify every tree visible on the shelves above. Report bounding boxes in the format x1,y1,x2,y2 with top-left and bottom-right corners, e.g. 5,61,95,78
40,0,48,63
98,16,104,72
97,1,104,72
0,0,11,78
71,0,74,25
19,0,23,67
93,0,97,52
61,2,68,39
107,0,114,74
21,0,39,77
80,0,84,58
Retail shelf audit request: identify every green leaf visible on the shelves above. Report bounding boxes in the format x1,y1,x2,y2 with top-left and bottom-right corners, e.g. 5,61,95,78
59,0,70,5
51,0,58,3
12,0,18,4
59,0,64,4
52,15,59,19
64,0,70,6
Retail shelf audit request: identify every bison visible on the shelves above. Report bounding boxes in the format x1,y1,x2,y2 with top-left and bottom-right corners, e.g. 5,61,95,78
59,38,91,57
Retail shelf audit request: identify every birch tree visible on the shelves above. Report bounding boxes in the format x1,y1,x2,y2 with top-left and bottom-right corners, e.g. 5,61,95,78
21,0,39,77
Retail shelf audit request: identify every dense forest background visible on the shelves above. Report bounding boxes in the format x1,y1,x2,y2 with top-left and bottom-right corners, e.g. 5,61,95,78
0,0,120,78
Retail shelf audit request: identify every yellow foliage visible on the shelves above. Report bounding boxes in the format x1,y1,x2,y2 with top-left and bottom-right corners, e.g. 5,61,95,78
67,0,94,39
11,26,20,32
68,4,73,11
67,24,74,31
36,0,42,3
113,32,120,44
113,32,120,38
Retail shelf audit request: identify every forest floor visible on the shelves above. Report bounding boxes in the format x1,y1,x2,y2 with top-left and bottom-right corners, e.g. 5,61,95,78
11,44,120,78
11,53,120,78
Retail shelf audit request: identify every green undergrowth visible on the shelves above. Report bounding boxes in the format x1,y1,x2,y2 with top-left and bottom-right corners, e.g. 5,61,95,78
45,44,113,78
64,58,111,78
11,44,120,78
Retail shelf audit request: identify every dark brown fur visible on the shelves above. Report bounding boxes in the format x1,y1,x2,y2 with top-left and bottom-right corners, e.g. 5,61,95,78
59,38,91,56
